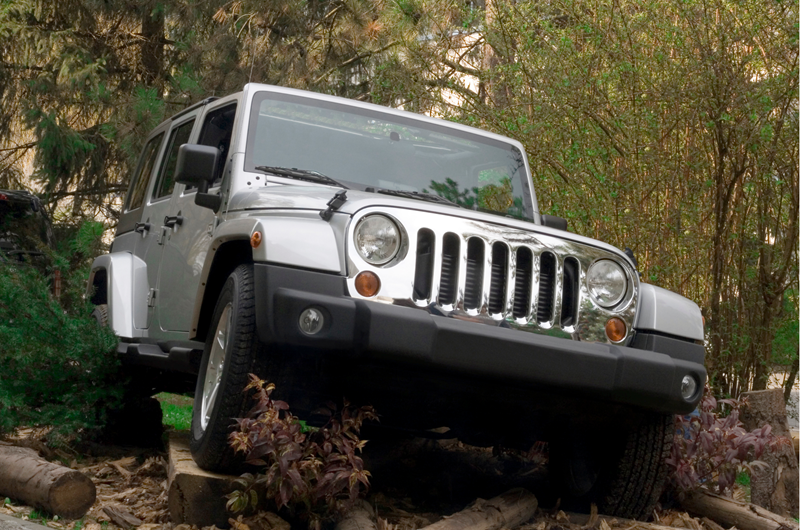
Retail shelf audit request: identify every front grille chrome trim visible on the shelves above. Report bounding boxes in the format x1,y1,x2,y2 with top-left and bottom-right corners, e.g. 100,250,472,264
346,208,639,344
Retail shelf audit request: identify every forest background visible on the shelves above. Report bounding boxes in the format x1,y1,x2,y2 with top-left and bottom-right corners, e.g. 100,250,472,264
0,0,796,402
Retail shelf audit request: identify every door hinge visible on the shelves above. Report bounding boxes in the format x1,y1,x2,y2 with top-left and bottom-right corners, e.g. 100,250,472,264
147,288,157,307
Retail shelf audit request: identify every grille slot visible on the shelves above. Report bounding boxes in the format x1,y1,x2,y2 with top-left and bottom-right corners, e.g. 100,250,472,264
439,233,460,305
513,247,533,319
413,229,435,300
561,257,579,327
463,238,485,310
488,243,509,314
537,252,556,323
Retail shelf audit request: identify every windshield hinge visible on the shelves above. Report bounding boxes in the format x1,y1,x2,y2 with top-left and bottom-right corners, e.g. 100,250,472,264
320,190,348,221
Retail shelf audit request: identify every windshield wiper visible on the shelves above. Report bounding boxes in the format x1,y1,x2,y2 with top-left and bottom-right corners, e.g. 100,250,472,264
373,188,460,207
254,166,349,189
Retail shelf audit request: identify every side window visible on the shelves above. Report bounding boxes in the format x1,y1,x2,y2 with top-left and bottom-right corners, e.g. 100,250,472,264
124,132,164,211
197,103,237,188
152,119,195,200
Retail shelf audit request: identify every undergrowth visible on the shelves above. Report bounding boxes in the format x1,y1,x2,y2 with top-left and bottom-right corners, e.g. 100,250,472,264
668,387,778,494
227,376,377,529
0,220,121,446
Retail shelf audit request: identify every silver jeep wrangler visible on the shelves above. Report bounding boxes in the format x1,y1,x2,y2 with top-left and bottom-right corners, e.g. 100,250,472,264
89,84,706,518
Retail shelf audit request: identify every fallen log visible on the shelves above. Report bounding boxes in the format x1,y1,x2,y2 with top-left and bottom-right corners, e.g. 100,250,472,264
419,488,537,530
335,500,378,530
680,489,799,530
567,511,701,530
0,445,96,519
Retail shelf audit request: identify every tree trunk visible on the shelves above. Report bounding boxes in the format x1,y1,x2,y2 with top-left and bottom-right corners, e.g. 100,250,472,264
783,357,798,402
680,489,798,530
0,445,96,519
140,0,164,84
419,488,537,530
739,388,799,518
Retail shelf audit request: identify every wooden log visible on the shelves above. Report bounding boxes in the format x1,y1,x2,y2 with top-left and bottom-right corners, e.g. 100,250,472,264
0,445,96,519
419,488,537,530
568,511,702,530
739,388,799,518
167,432,237,528
335,499,378,530
680,489,799,530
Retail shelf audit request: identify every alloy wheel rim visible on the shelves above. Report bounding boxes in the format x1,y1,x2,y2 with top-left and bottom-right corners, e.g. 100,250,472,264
200,303,232,431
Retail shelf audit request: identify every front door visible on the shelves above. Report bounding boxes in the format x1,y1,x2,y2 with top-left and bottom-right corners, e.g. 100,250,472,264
157,97,240,333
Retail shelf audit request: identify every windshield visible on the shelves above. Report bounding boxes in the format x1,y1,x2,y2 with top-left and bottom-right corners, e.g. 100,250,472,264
246,92,534,220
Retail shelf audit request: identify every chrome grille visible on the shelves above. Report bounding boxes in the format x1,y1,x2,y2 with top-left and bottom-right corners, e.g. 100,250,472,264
419,232,578,327
346,207,639,344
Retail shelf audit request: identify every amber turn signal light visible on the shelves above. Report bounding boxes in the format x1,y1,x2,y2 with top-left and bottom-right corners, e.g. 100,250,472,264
250,231,262,248
355,271,380,297
605,317,626,343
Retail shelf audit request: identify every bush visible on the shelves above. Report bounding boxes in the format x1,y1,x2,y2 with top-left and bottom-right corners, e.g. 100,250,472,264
667,387,777,494
0,220,121,446
227,376,377,530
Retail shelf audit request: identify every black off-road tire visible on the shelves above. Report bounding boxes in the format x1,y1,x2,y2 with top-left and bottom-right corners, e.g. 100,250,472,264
550,413,674,520
190,264,262,472
91,304,109,327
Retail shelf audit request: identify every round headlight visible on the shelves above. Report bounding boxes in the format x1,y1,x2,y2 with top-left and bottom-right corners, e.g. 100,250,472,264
354,215,401,265
587,259,627,307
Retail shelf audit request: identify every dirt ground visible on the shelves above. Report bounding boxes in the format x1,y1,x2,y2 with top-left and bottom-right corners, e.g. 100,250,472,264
0,427,747,530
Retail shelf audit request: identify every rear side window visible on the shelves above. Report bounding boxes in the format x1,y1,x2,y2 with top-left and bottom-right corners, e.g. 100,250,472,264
153,119,195,200
125,133,164,211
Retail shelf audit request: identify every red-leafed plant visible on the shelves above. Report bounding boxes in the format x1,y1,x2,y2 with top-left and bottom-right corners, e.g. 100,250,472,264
226,375,377,529
667,387,778,494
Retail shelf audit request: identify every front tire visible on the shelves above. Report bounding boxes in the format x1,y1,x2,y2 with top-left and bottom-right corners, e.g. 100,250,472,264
190,264,260,471
549,412,674,520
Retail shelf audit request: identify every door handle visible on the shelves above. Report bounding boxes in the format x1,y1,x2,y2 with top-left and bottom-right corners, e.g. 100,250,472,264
163,215,184,228
134,222,151,234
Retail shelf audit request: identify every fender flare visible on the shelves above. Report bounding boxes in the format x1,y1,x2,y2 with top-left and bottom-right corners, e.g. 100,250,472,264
87,253,147,339
188,215,344,340
635,283,704,341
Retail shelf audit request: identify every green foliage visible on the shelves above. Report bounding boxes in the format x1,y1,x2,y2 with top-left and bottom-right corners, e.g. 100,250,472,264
227,376,377,530
772,292,798,367
157,393,193,431
0,221,121,446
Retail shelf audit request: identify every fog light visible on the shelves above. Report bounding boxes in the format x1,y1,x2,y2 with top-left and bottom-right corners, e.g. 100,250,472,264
681,375,698,401
299,307,324,335
605,317,626,342
355,271,381,297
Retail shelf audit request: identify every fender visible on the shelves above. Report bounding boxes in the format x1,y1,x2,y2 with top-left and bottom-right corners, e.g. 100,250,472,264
87,253,148,339
188,213,345,340
635,283,704,341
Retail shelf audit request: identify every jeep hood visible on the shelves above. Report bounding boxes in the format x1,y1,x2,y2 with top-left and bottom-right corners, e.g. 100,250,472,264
227,184,632,263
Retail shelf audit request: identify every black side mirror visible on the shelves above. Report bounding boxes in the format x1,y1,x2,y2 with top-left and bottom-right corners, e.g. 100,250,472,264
175,144,222,212
541,214,568,231
175,144,219,192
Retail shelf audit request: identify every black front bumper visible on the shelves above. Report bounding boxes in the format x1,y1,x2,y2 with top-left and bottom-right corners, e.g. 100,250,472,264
254,264,706,415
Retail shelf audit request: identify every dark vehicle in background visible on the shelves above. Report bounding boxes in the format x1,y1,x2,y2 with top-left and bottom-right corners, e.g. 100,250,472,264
0,189,59,295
